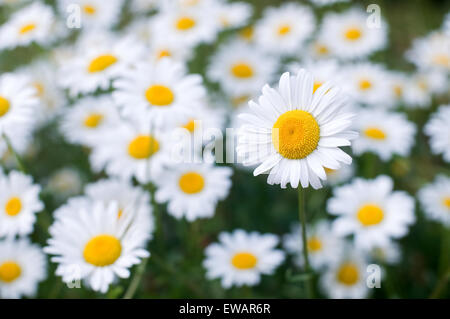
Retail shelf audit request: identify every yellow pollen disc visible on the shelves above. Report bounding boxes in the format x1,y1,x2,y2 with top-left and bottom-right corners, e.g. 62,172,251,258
5,197,22,217
315,43,329,55
176,17,196,30
432,54,450,67
230,62,254,79
307,237,322,252
344,27,362,41
83,113,104,128
83,5,96,15
87,54,118,73
239,26,254,41
19,23,36,34
117,209,123,219
272,110,320,160
178,172,205,194
231,252,258,270
277,24,291,36
128,135,160,159
357,204,384,226
359,79,372,91
231,95,250,108
0,96,11,117
442,196,450,209
393,85,403,98
157,50,171,59
324,167,336,175
0,261,21,283
313,81,323,93
336,263,359,285
182,119,196,133
364,127,386,140
33,82,45,97
145,85,174,106
83,235,122,267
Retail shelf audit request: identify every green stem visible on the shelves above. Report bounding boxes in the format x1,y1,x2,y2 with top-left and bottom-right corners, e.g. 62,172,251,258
298,187,314,298
429,268,450,299
3,133,26,173
123,257,149,299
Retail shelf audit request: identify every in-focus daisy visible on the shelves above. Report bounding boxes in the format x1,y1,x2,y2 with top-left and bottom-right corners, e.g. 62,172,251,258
283,221,343,269
155,163,232,221
113,59,205,127
404,71,448,109
351,108,416,161
208,40,277,97
237,69,357,189
328,175,416,250
45,201,150,293
0,171,43,237
203,229,285,288
254,3,315,55
418,175,450,227
319,8,387,60
0,238,47,298
0,2,55,50
424,105,450,162
60,96,121,147
406,32,450,74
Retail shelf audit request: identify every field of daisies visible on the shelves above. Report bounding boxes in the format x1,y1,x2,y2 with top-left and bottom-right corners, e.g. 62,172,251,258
0,0,449,300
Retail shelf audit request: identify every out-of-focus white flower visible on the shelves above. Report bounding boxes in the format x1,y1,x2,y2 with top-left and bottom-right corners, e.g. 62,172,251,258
418,175,450,227
424,104,450,162
46,167,83,199
403,71,448,109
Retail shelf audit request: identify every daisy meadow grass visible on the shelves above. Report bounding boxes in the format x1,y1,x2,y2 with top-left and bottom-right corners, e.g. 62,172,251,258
0,0,449,300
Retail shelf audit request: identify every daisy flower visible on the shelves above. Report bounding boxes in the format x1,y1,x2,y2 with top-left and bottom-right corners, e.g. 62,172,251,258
129,0,158,14
306,38,334,60
203,229,285,288
320,248,370,299
288,59,340,94
403,71,448,109
0,238,47,298
236,69,358,189
254,3,315,55
369,241,401,265
59,34,145,97
385,71,409,108
215,0,252,30
0,2,56,50
324,163,355,186
283,221,344,269
154,163,232,221
207,40,277,97
46,168,83,200
0,170,44,238
424,104,450,162
352,108,416,161
406,32,450,74
319,8,387,60
309,0,350,6
113,59,205,127
60,96,121,147
418,175,450,227
45,201,150,293
147,36,192,65
328,175,416,250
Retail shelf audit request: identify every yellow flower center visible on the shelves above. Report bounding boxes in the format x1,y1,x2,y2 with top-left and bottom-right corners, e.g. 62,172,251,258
277,24,291,36
272,110,320,160
145,85,174,106
239,26,254,41
176,17,196,30
83,5,96,15
157,50,171,59
336,263,359,286
307,236,322,252
357,204,384,226
313,81,323,93
231,95,250,108
128,135,160,159
324,167,336,175
117,209,123,219
432,54,450,67
315,43,329,56
393,85,403,98
19,23,36,34
178,172,205,194
87,54,118,73
0,261,21,283
231,252,258,270
364,127,386,140
33,82,45,97
359,79,372,91
0,96,11,117
5,197,22,216
182,119,196,133
442,196,450,209
344,27,362,41
83,113,104,128
230,62,254,79
83,235,122,267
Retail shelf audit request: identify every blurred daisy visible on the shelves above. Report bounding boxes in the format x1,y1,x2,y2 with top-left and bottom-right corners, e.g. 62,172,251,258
129,0,158,14
45,201,150,293
328,175,416,250
385,71,409,108
424,104,450,162
406,32,450,74
155,163,232,221
0,2,55,50
0,130,31,163
288,59,340,94
324,163,354,186
215,0,252,30
46,168,83,200
319,8,387,60
352,108,416,161
283,221,343,269
0,171,43,238
237,69,357,189
122,18,152,46
147,36,192,65
203,229,285,288
59,34,145,97
0,238,47,299
418,175,450,227
310,0,350,6
60,96,121,147
404,71,448,109
254,3,315,55
208,41,277,96
369,241,401,265
320,248,370,299
113,59,205,127
306,38,334,60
